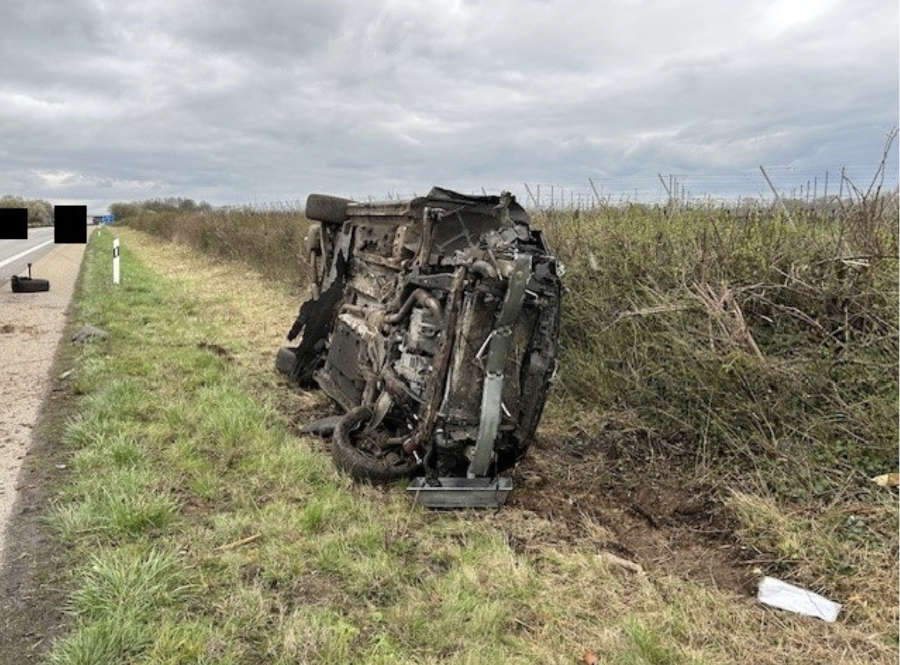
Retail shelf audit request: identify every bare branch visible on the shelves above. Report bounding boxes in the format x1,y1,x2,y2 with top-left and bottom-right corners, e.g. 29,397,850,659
865,127,899,199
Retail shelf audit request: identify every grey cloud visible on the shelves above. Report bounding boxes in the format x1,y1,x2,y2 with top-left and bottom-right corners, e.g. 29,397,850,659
0,0,896,210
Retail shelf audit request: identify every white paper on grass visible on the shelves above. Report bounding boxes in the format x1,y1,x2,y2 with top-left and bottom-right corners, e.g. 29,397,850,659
757,576,841,622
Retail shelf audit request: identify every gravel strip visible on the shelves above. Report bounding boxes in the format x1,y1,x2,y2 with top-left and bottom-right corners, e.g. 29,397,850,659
0,238,90,560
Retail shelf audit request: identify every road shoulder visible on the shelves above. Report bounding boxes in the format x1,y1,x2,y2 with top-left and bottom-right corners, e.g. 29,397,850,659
0,238,92,663
0,337,80,663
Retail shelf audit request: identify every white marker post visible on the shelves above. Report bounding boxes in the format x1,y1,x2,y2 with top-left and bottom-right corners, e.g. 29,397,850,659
113,238,120,284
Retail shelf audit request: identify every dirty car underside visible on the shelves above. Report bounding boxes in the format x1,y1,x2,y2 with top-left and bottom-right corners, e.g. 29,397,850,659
277,187,562,507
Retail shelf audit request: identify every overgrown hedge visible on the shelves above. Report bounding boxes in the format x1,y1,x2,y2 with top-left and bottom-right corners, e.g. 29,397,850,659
540,200,898,494
122,207,305,283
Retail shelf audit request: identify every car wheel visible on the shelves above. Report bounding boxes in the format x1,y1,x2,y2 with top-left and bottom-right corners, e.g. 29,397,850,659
331,406,419,483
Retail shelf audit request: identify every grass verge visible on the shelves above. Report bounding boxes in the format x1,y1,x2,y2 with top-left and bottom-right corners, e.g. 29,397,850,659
39,227,897,664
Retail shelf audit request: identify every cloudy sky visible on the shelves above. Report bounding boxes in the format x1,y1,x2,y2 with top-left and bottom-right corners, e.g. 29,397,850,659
1,0,897,210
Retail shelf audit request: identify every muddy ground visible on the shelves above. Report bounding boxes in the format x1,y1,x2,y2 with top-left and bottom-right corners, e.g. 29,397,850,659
509,433,753,594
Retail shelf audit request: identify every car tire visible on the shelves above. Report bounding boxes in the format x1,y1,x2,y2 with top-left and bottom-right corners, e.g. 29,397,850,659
11,276,50,292
331,406,419,483
305,194,350,224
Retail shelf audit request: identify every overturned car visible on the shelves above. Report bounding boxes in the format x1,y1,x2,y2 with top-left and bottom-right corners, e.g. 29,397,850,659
277,187,561,507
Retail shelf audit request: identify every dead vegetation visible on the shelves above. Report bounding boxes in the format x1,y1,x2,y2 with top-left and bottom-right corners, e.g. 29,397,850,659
124,204,305,282
531,175,898,632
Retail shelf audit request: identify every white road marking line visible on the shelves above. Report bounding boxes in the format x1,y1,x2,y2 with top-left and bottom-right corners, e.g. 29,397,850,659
0,239,55,269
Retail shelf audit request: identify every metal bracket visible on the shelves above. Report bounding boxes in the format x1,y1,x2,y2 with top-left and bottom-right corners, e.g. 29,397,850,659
467,254,531,478
407,476,513,508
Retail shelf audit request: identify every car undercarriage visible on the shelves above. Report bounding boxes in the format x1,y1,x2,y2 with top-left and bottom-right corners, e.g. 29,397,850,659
277,187,562,507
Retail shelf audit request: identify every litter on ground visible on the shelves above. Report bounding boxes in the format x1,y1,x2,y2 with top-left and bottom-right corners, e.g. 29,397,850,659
757,576,841,622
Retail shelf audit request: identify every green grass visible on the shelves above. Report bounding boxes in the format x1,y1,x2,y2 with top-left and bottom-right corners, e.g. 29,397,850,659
50,231,576,663
42,217,898,664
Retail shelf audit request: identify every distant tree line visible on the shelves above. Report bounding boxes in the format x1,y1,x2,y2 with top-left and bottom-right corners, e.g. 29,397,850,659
0,195,53,226
109,197,212,220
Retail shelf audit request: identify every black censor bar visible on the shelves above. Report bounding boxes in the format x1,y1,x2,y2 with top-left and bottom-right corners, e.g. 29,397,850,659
0,208,28,240
54,205,87,244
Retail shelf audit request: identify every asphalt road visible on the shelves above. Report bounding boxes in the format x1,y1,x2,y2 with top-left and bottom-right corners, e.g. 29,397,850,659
0,227,71,285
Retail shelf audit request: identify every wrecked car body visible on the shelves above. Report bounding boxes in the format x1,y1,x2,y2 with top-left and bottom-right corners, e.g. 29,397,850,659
277,187,561,506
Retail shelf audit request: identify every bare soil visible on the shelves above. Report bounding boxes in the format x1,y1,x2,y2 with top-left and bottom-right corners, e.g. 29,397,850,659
508,432,754,594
